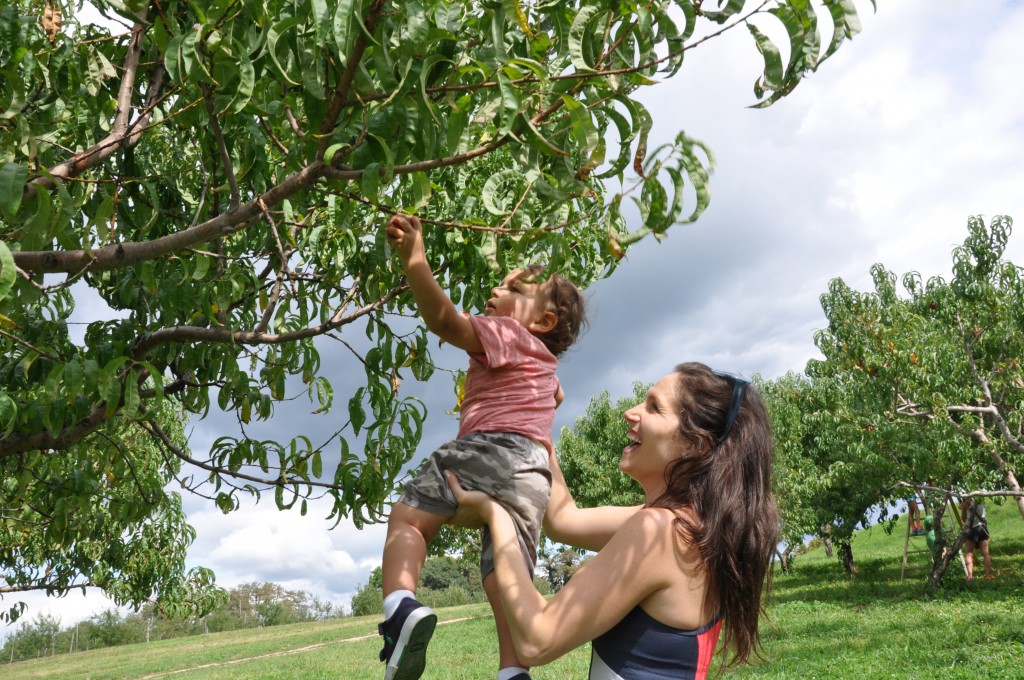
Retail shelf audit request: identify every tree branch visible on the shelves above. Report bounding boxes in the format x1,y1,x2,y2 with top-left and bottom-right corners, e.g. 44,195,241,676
0,405,110,457
132,275,404,359
13,162,325,274
0,581,96,595
202,85,240,209
142,419,346,493
316,0,389,159
24,11,158,201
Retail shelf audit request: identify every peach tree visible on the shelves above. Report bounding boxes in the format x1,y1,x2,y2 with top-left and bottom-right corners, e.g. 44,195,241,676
766,215,1023,580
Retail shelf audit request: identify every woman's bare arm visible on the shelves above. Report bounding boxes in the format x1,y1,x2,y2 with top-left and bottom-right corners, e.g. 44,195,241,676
543,450,643,552
451,471,682,666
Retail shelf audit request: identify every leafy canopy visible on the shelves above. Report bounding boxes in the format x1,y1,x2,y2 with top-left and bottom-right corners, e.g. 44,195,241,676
761,215,1024,575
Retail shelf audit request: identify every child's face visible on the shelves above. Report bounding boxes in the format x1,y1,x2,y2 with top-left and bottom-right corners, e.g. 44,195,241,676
485,268,553,332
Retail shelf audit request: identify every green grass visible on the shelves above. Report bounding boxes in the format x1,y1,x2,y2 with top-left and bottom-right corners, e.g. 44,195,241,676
5,504,1023,678
725,500,1024,679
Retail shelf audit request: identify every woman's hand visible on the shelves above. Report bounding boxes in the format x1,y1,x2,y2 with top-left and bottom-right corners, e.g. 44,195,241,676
446,471,501,527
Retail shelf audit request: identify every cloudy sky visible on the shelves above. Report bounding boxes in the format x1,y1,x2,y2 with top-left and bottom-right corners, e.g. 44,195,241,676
7,0,1024,634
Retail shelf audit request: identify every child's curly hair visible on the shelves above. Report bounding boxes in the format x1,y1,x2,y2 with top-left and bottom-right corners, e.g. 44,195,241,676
538,273,586,358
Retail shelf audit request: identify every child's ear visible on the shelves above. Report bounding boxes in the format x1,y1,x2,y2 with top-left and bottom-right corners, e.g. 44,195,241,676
530,310,557,334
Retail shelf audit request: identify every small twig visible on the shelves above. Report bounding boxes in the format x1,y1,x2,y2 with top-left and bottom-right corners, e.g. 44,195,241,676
202,85,240,209
0,328,63,363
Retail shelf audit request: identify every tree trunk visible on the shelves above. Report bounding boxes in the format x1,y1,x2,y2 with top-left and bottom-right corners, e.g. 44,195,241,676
840,541,856,575
928,509,972,590
776,545,794,574
821,523,834,557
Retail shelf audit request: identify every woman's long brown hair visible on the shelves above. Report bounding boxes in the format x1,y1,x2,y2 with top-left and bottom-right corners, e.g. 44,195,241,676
648,362,779,668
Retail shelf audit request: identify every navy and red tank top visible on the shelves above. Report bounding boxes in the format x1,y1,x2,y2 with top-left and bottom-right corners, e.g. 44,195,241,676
589,606,722,679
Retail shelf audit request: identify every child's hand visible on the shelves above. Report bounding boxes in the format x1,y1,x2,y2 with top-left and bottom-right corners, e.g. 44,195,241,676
384,214,424,263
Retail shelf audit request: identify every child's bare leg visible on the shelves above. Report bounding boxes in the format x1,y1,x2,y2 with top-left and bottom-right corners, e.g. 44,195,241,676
383,502,448,596
484,570,529,672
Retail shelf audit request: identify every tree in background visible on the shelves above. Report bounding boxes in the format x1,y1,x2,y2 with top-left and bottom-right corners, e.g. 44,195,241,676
813,215,1023,517
0,0,870,619
762,215,1023,580
350,554,484,616
540,547,583,592
0,580,344,663
556,383,647,509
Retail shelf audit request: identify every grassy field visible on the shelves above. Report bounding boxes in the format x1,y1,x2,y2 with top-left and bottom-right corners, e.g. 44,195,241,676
5,503,1022,679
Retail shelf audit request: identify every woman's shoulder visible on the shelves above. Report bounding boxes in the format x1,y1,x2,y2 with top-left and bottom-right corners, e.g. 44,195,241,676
620,508,700,554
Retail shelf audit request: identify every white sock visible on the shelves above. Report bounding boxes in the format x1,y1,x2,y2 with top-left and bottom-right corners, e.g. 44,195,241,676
383,589,415,620
497,667,528,680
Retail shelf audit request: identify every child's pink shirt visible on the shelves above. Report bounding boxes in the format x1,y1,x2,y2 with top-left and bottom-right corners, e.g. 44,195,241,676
457,315,559,453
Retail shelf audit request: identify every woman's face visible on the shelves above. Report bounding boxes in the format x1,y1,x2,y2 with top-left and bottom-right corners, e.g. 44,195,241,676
620,373,686,489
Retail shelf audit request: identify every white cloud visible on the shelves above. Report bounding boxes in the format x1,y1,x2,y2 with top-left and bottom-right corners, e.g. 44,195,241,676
187,496,388,597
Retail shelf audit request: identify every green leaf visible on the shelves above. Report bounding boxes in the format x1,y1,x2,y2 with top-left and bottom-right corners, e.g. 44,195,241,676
562,96,599,157
227,48,255,114
333,0,358,63
263,16,304,86
703,0,746,25
410,171,432,210
0,393,16,438
349,388,366,435
434,3,464,32
361,163,381,204
192,254,211,281
821,0,862,61
496,71,519,136
0,241,16,304
312,0,332,45
747,24,784,96
164,33,184,83
0,163,28,220
569,6,603,72
482,168,526,216
122,373,141,418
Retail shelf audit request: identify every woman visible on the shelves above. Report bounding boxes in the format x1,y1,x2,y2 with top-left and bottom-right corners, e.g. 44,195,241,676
961,498,992,581
448,362,779,679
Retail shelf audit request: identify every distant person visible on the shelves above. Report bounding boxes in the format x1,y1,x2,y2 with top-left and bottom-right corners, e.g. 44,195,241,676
923,516,939,558
907,494,923,536
376,214,586,680
961,498,992,582
449,363,779,678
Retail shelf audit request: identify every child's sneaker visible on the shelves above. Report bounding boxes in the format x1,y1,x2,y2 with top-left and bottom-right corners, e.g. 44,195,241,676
378,597,437,680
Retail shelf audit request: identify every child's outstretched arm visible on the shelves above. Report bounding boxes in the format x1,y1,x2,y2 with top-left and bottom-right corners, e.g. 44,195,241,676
385,214,484,353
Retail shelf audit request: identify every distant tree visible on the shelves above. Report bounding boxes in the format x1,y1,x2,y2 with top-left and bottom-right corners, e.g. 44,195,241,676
762,215,1024,579
541,548,583,592
1,612,61,661
419,555,471,593
0,0,869,620
350,566,384,617
555,383,647,510
813,215,1024,520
